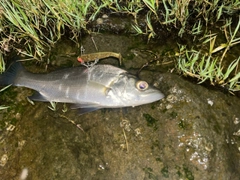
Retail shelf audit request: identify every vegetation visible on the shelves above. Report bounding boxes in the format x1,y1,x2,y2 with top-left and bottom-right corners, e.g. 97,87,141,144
177,17,240,91
0,0,240,95
0,84,11,110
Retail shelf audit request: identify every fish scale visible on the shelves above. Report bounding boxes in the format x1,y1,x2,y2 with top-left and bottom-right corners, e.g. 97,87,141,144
0,60,164,114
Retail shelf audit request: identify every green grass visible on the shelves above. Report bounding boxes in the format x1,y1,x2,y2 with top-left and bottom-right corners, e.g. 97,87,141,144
0,84,12,110
0,52,8,110
177,17,240,92
0,52,5,73
1,0,239,60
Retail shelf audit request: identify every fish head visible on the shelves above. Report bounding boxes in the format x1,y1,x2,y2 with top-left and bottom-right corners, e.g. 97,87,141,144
106,73,164,107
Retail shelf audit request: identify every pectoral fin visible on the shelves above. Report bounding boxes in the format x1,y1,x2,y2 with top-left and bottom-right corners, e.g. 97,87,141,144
78,107,102,114
28,92,48,102
71,103,102,114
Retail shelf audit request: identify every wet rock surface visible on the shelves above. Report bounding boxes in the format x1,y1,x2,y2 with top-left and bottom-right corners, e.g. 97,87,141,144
0,34,240,179
1,72,240,180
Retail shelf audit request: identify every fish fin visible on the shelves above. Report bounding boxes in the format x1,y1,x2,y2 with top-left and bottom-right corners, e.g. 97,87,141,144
0,60,24,86
71,104,82,109
71,103,102,114
71,103,102,109
28,92,48,102
78,107,102,115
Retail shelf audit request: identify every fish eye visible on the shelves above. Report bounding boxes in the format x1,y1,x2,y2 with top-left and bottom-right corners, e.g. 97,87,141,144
136,81,149,91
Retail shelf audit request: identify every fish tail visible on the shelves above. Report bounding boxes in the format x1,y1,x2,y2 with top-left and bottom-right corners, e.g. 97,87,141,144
0,61,24,86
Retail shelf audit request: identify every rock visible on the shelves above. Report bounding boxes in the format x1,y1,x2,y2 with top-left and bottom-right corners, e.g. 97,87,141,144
0,33,239,179
0,71,239,180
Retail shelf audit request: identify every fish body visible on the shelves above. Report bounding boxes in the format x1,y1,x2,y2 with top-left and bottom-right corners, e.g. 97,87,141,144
77,52,122,65
0,61,164,114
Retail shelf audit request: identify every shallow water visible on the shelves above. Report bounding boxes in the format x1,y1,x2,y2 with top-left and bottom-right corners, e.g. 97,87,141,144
0,33,240,180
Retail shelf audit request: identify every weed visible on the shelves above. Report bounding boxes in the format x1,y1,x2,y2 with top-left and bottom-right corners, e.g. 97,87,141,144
177,16,240,92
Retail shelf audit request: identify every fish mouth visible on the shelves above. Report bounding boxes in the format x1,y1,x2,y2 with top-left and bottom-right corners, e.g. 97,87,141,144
146,92,165,103
135,89,164,106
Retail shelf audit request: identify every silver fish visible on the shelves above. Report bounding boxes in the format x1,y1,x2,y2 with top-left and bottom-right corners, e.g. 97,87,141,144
0,61,164,114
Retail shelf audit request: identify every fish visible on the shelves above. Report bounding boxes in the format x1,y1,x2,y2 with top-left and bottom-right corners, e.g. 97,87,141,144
0,60,164,114
77,52,122,65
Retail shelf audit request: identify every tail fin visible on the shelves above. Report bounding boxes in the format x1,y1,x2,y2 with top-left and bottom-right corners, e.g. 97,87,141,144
0,61,24,86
